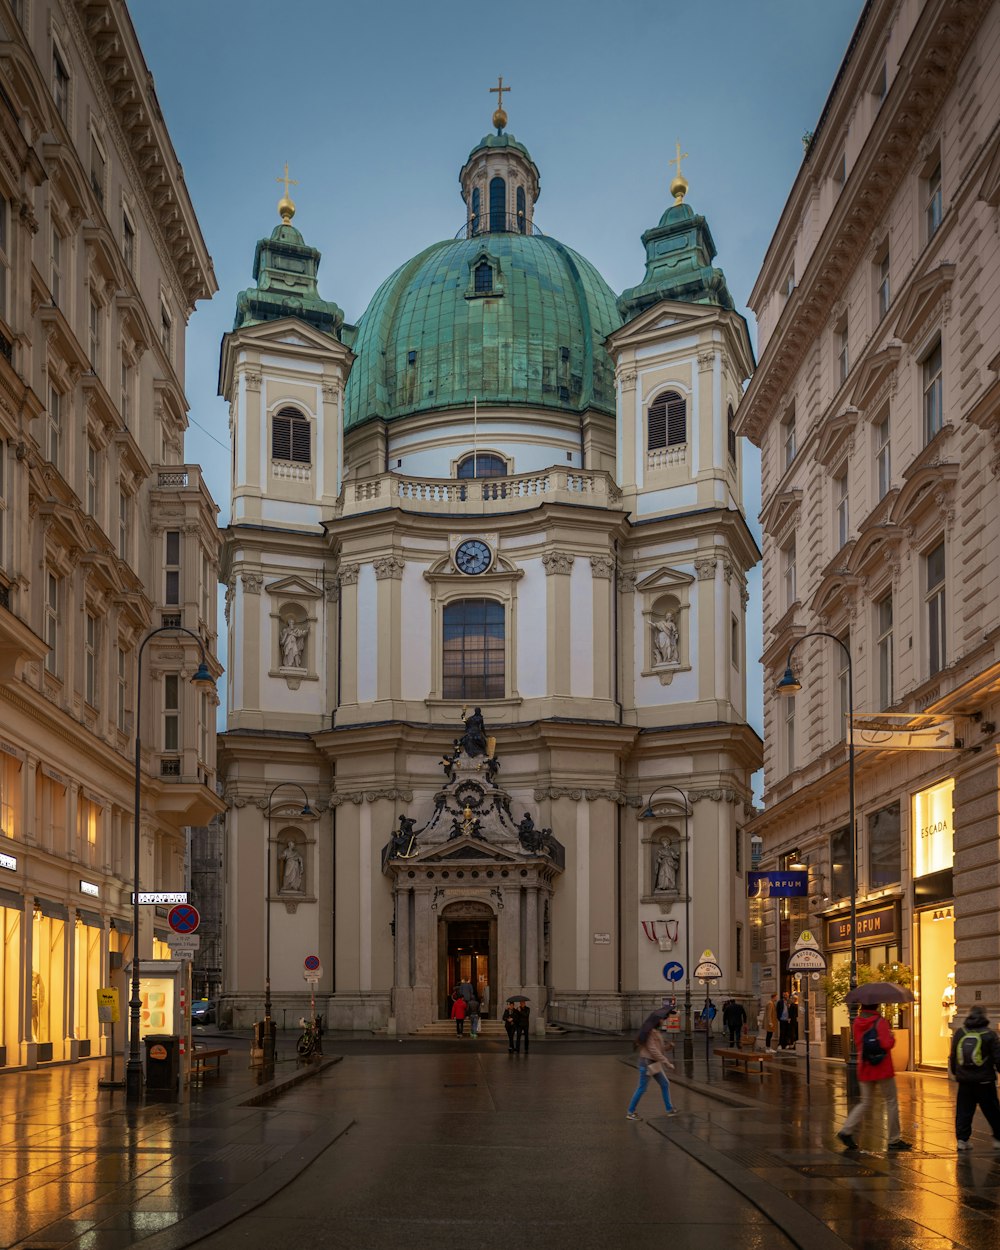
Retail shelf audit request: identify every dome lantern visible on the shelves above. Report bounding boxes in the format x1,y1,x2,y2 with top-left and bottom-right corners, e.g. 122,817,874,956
458,79,540,238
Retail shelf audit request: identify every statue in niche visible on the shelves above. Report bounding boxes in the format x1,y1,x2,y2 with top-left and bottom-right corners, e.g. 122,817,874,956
280,616,308,668
458,706,489,758
279,840,304,893
654,841,681,893
652,613,680,666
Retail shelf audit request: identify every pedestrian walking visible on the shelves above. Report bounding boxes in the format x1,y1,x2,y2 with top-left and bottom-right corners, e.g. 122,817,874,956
468,997,481,1038
722,999,747,1049
513,1001,530,1053
458,977,474,1005
777,992,792,1049
451,994,468,1037
626,1010,677,1120
701,998,717,1035
502,1002,517,1051
764,993,778,1053
836,1006,912,1152
949,1007,1000,1150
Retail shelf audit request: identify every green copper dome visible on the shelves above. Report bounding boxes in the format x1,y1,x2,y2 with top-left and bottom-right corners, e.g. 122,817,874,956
343,232,622,430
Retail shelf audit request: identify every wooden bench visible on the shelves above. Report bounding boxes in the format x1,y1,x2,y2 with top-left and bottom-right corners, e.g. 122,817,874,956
714,1046,775,1075
191,1046,229,1081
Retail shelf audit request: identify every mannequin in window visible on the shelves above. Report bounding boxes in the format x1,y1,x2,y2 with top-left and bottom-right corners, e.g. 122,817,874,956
31,971,44,1041
941,972,956,1036
280,617,308,668
279,840,304,893
652,613,680,666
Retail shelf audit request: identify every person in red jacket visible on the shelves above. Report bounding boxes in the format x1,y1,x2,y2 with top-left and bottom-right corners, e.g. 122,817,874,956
836,1006,912,1152
451,994,468,1037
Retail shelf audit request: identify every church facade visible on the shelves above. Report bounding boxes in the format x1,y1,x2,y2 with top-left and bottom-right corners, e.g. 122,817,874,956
218,103,761,1033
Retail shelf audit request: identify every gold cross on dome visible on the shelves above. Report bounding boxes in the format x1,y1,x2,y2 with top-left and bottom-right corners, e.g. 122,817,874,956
276,162,298,198
670,140,689,181
490,75,511,111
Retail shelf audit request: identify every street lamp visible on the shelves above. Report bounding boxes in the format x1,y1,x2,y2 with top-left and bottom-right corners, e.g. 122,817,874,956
640,785,693,1058
777,630,859,1093
126,626,216,1104
264,783,314,1064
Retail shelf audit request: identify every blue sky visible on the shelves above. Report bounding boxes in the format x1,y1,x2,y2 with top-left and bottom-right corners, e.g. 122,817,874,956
130,0,863,762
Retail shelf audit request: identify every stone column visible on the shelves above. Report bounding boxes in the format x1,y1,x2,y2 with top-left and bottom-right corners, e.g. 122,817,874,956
394,884,410,993
953,744,1000,1023
525,887,539,986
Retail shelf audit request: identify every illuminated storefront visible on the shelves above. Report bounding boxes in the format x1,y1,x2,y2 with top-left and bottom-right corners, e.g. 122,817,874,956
824,903,901,1057
73,912,103,1058
913,778,955,1068
31,901,67,1063
0,888,21,1067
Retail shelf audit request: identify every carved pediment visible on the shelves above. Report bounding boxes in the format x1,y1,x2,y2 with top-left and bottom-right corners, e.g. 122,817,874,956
407,836,523,865
964,349,1000,439
634,564,696,594
814,406,860,468
760,489,802,539
851,342,902,413
847,525,906,579
265,574,323,600
891,461,959,529
892,262,955,344
810,553,862,619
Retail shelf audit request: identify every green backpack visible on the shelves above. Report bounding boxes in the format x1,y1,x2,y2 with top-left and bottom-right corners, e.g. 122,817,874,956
957,1029,990,1070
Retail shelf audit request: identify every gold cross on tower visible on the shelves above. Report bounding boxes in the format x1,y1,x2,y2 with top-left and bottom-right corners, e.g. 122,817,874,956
490,75,510,131
669,139,689,205
275,161,298,224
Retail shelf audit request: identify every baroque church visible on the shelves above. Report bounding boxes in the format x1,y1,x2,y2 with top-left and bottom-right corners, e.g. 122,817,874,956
218,91,761,1034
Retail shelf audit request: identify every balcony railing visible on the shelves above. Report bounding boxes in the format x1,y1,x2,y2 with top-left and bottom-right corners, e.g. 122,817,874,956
339,468,623,518
454,213,543,240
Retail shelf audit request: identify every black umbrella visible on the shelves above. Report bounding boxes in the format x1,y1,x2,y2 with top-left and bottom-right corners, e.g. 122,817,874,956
506,995,529,1003
845,982,914,1006
637,1007,674,1043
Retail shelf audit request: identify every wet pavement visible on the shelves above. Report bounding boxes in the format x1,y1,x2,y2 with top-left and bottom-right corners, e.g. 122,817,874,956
1,1033,998,1249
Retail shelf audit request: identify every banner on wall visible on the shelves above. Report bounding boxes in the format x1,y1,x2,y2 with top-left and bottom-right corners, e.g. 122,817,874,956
747,871,808,898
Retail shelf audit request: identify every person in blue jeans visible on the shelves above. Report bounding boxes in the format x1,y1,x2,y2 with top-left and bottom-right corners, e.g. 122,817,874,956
626,1010,678,1120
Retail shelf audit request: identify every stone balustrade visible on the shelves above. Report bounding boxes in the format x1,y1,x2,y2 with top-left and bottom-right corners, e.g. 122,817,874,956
339,467,623,517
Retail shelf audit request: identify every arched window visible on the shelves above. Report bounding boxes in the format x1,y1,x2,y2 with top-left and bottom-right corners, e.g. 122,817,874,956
272,406,311,463
443,599,504,700
457,453,506,479
474,260,493,295
648,390,686,450
471,187,481,235
727,404,737,462
489,176,506,233
516,186,526,233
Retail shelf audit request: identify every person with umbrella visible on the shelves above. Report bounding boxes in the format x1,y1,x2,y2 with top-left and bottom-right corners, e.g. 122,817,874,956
509,996,530,1054
836,981,913,1153
626,1008,678,1121
502,999,518,1052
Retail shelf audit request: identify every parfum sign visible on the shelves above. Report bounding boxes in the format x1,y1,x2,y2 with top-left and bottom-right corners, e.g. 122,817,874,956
913,778,954,878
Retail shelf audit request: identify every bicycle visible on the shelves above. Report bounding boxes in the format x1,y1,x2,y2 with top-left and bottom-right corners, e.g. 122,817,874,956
296,1015,322,1060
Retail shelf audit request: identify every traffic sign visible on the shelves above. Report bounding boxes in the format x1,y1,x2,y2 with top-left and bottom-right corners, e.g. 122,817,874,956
168,903,201,934
693,949,723,980
787,947,827,972
304,955,321,972
662,961,684,983
167,934,201,951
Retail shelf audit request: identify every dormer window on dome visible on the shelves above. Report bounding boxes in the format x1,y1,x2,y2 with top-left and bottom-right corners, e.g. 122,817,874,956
466,252,503,301
475,260,493,294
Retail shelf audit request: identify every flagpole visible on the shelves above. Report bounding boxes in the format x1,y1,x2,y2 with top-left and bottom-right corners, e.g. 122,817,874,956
473,396,478,474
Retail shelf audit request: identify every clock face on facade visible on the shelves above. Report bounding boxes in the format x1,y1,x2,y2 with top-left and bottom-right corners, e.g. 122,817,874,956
455,539,492,575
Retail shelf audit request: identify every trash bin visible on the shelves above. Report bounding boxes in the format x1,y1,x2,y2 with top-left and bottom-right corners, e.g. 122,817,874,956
144,1034,180,1096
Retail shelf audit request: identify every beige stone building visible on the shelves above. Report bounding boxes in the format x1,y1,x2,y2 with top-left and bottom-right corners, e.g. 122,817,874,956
219,107,761,1034
736,0,1000,1067
0,1,222,1067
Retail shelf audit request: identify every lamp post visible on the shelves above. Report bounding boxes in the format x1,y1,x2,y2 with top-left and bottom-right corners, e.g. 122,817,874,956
776,631,858,1094
126,626,216,1104
264,783,314,1065
640,785,693,1059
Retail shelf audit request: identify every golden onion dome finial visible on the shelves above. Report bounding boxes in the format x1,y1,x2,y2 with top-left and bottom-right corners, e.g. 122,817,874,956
490,75,510,132
275,161,298,225
669,138,689,205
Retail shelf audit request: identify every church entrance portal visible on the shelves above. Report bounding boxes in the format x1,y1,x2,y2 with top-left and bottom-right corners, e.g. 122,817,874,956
438,902,496,1019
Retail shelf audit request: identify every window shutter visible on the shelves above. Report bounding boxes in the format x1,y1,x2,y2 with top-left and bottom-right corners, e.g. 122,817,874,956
272,414,291,460
666,393,686,446
648,398,667,450
291,418,310,463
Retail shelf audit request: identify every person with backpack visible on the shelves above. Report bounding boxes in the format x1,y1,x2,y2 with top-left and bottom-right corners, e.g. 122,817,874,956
949,1007,1000,1150
836,1005,912,1152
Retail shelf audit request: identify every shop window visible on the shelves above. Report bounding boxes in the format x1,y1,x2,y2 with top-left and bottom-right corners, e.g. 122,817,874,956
917,908,954,1068
868,801,901,890
648,390,686,450
31,910,66,1053
74,917,102,1053
0,902,20,1061
442,599,504,701
830,825,852,899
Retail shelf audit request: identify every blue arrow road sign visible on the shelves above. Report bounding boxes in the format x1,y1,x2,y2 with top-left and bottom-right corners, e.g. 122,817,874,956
663,961,684,982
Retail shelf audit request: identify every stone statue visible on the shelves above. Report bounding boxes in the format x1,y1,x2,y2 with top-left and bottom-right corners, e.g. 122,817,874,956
280,617,308,668
458,707,489,758
390,815,419,858
279,840,304,892
652,613,680,666
517,811,552,855
654,842,681,893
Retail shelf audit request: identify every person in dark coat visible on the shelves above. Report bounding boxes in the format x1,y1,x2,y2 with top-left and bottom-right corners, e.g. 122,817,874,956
777,992,792,1049
949,1007,1000,1150
513,1002,530,1053
502,1002,518,1052
722,999,747,1049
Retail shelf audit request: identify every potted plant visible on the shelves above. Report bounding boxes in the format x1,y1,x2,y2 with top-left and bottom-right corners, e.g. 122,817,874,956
821,961,913,1069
